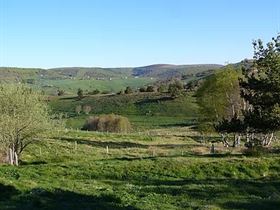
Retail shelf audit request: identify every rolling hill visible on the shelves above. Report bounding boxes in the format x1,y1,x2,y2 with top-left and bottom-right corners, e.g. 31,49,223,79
0,64,223,94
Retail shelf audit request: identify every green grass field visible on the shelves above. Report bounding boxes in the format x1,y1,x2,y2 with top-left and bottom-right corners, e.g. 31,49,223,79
38,78,153,95
1,92,280,210
0,129,279,210
49,92,199,130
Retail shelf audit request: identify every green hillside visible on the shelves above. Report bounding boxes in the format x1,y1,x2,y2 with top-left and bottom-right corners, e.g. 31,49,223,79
49,92,199,130
0,64,223,94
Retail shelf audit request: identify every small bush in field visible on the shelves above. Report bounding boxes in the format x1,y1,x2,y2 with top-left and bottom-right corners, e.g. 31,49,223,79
83,105,92,114
82,114,131,133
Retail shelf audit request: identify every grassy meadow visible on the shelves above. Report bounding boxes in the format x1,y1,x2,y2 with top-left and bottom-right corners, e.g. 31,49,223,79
0,92,279,209
0,128,279,210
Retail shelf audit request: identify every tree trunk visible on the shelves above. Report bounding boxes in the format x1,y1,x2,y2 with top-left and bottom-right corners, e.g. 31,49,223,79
266,133,274,146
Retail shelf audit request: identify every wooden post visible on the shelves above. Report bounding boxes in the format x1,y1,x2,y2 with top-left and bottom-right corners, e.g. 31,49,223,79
39,147,42,156
210,143,215,154
75,141,77,151
106,146,109,154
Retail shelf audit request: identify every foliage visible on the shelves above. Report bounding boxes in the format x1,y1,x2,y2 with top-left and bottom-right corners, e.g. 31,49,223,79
241,35,280,133
124,86,133,94
139,87,146,92
82,114,131,133
82,105,92,115
57,89,65,96
0,84,59,165
168,80,184,98
77,88,83,99
239,34,280,147
75,105,82,115
146,85,155,92
196,67,242,130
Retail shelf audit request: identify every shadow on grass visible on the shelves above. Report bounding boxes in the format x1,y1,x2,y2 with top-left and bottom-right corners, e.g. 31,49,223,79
159,121,196,128
0,183,20,201
189,135,221,143
135,96,174,106
56,137,149,149
0,186,138,210
21,160,48,166
132,178,280,210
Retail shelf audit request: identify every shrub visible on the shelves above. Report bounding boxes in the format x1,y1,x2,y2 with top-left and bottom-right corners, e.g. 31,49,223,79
82,114,131,133
75,105,82,115
83,105,92,114
125,86,133,94
77,88,83,99
57,89,65,96
139,87,146,92
146,85,155,92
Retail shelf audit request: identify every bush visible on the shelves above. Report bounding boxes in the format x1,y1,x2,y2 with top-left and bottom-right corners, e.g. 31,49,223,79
83,105,92,114
146,86,155,92
139,87,146,92
125,86,133,94
82,114,131,133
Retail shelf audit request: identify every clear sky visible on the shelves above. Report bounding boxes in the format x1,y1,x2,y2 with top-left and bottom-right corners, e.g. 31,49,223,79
0,0,279,68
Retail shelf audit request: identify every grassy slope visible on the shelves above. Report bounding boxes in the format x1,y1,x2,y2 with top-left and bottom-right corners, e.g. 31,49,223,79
39,78,153,95
49,93,199,130
0,129,279,210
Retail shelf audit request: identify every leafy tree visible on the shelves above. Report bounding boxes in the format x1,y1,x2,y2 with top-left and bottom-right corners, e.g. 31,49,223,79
240,34,280,147
57,89,65,96
77,88,83,99
158,84,166,93
168,80,184,98
83,105,92,115
139,87,146,92
0,85,60,165
197,67,242,122
75,105,82,115
125,86,133,94
146,85,155,92
196,67,243,145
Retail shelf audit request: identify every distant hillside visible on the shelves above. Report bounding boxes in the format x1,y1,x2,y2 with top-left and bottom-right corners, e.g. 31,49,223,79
132,64,223,78
0,64,223,94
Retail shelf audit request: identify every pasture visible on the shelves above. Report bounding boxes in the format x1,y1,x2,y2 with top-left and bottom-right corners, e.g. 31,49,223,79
0,127,279,210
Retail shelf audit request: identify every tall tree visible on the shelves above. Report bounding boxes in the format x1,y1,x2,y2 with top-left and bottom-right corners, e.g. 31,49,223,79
196,66,243,145
197,67,242,123
240,34,280,147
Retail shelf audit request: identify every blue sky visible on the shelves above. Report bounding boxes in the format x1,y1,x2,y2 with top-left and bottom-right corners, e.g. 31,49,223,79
0,0,279,68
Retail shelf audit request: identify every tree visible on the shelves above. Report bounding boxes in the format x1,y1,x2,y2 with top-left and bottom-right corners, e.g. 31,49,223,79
75,105,82,115
146,85,155,92
139,87,146,92
240,34,280,147
0,85,58,165
125,86,133,94
197,67,242,123
158,84,166,93
77,88,83,99
83,105,92,115
168,80,184,98
57,89,65,96
196,67,243,146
